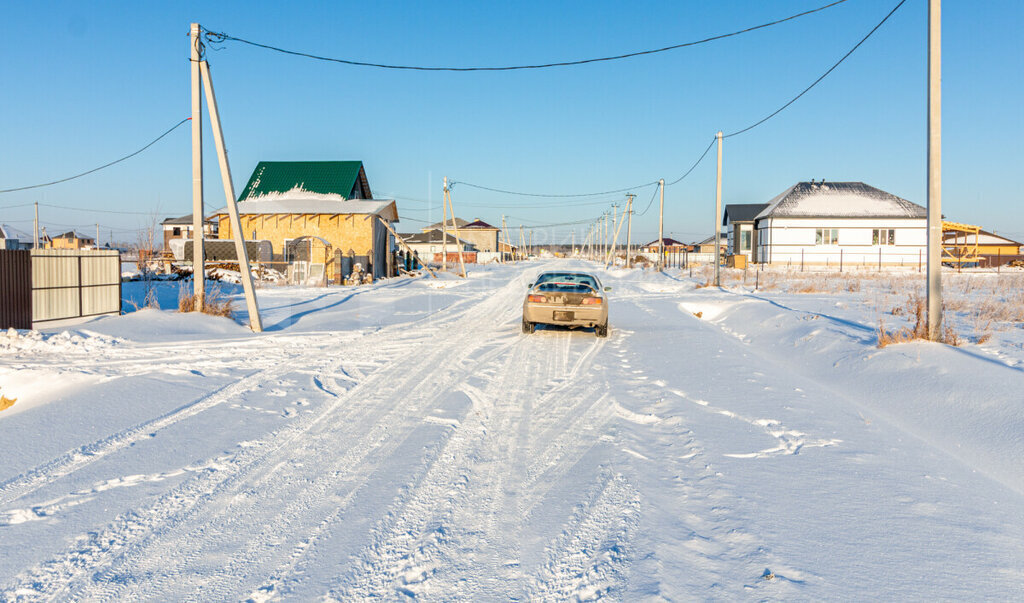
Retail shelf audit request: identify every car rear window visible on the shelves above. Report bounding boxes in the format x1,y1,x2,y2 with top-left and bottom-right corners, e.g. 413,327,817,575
535,273,598,289
536,282,595,294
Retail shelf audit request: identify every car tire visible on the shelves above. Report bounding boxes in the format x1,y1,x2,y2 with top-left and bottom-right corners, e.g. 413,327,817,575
595,322,609,338
522,319,535,334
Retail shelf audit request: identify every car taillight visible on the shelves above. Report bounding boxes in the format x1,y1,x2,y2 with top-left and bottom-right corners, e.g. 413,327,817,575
527,294,547,303
581,296,602,305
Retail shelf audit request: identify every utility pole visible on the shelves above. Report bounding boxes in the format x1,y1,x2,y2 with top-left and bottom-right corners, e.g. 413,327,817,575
610,204,619,263
571,230,575,256
714,130,723,287
657,179,665,271
927,0,942,340
199,58,263,331
625,194,634,268
502,215,511,262
444,178,467,277
519,225,526,261
441,177,449,269
190,23,205,309
96,223,100,249
605,203,628,268
529,230,533,257
33,202,39,249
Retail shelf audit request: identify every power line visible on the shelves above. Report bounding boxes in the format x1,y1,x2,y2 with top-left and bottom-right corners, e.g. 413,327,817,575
39,203,160,216
666,138,717,186
202,1,851,72
0,118,191,194
634,185,662,217
452,180,659,199
723,0,907,139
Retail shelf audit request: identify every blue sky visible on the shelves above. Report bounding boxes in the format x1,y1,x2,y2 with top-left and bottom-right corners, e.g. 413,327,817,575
1,0,1021,245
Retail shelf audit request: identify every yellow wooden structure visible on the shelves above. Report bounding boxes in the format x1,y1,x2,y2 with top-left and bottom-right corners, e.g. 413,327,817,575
941,220,981,264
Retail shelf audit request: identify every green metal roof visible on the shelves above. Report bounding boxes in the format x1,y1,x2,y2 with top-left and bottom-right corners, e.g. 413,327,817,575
238,161,371,201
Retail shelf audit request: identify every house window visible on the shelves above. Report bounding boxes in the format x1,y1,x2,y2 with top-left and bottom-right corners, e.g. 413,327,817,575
872,228,895,245
815,228,839,245
172,227,181,236
740,230,752,252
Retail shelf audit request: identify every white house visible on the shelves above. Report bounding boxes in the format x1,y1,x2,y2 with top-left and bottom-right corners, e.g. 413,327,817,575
754,181,927,267
0,224,37,250
400,229,477,260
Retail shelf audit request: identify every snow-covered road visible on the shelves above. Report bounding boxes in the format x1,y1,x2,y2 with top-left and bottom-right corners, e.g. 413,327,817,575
2,262,1023,600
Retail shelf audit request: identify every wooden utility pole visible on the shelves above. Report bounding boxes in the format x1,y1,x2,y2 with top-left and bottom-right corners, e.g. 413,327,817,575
95,223,100,249
610,204,619,263
199,58,263,331
441,177,449,269
501,215,511,262
625,194,634,268
519,225,526,261
657,179,665,271
444,178,467,277
927,0,942,340
714,130,723,287
190,23,205,308
33,202,39,249
605,203,628,268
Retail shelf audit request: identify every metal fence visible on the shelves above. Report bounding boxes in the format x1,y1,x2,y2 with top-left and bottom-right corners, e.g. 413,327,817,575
29,249,121,325
0,250,32,329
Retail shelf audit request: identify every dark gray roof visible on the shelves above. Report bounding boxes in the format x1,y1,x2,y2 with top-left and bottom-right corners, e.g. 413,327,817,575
422,218,470,231
400,229,475,247
756,182,925,220
723,204,770,225
162,213,215,225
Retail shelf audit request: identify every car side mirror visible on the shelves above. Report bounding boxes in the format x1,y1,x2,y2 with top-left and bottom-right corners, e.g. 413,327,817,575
527,283,534,288
604,286,612,292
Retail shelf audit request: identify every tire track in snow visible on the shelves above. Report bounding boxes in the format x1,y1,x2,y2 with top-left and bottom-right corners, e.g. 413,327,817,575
526,473,641,602
0,279,523,601
330,327,609,600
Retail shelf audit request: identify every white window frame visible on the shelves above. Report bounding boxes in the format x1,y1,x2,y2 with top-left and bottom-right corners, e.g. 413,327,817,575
815,228,839,245
872,228,895,245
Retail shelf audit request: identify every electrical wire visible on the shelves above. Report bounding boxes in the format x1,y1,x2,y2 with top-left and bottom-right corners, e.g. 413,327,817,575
202,1,850,72
39,203,160,216
634,185,662,217
723,0,906,139
0,118,191,194
452,180,659,199
666,138,717,186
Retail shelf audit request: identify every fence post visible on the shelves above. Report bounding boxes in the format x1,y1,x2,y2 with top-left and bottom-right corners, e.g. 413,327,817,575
997,250,1001,273
918,249,921,273
801,249,804,272
755,269,759,291
878,247,882,272
840,249,843,273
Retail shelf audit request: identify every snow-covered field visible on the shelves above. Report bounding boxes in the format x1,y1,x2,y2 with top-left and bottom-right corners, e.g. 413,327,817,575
1,261,1023,600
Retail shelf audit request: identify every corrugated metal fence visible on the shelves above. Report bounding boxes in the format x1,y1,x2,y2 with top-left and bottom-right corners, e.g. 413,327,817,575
0,250,32,329
0,249,121,329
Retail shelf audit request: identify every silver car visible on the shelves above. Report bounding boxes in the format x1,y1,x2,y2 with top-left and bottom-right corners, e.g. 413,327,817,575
522,271,610,337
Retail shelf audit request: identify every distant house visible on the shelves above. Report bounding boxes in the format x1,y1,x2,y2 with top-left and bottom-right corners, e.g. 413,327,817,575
639,237,689,253
694,235,727,255
210,161,399,281
458,219,500,252
723,204,769,260
0,224,37,250
754,181,926,266
400,229,477,260
161,214,218,250
48,231,95,250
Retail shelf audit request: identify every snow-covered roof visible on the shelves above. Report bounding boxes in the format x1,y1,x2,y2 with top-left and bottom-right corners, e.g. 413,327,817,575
755,182,925,220
0,224,35,243
210,190,398,222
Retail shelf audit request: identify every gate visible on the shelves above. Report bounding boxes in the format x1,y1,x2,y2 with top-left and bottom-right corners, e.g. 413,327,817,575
0,250,32,329
30,249,121,326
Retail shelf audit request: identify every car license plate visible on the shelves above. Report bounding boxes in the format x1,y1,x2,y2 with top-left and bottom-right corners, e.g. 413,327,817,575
553,311,574,321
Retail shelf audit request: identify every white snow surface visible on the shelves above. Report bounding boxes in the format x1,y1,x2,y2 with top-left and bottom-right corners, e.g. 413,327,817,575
1,261,1023,600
